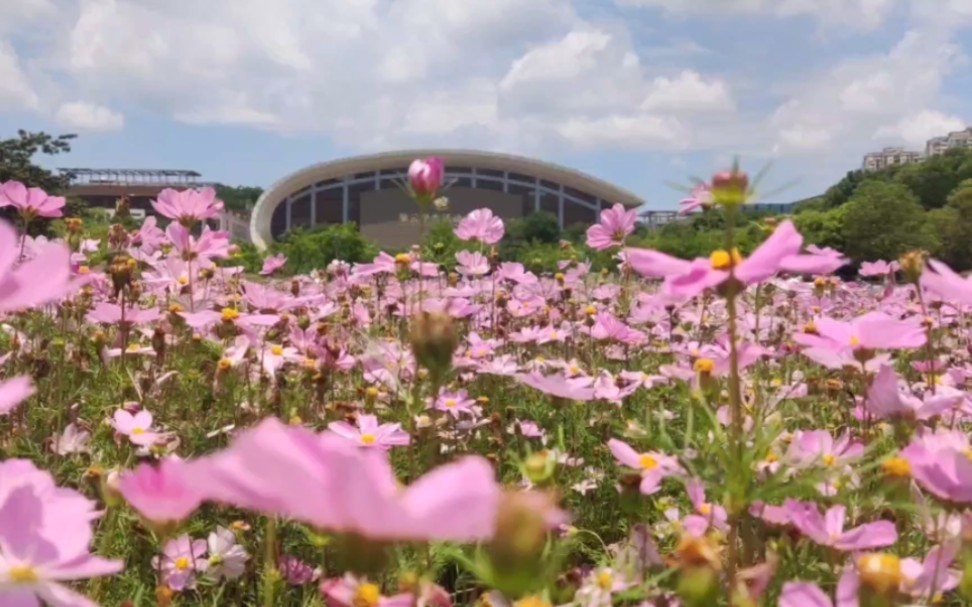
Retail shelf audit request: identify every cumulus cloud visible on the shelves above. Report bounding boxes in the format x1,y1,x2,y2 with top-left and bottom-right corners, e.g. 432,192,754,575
616,0,897,29
55,101,125,131
876,110,967,147
641,70,734,114
0,42,40,111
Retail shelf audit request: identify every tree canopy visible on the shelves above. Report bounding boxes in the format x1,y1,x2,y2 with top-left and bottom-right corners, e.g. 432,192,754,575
0,130,76,192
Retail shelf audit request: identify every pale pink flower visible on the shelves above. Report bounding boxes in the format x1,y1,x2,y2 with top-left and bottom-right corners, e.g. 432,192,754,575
112,409,161,447
0,376,33,416
607,438,683,495
0,219,74,311
154,534,208,591
328,414,410,449
407,157,444,200
0,181,65,218
152,186,223,225
455,208,504,244
260,253,287,276
785,500,897,551
678,183,713,215
205,527,248,581
119,458,203,524
586,203,637,250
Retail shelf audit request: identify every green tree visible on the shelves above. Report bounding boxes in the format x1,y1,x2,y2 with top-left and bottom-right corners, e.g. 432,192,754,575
273,223,376,274
0,130,76,192
893,159,959,209
841,181,936,261
794,206,847,251
216,185,264,211
930,180,972,270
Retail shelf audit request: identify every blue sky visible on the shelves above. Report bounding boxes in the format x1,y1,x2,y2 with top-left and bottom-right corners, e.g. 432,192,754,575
1,0,970,209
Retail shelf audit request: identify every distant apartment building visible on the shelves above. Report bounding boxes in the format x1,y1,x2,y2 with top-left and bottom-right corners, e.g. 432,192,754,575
861,147,922,172
926,127,972,157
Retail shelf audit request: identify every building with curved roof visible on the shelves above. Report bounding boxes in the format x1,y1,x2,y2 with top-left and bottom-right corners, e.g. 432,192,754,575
249,149,644,249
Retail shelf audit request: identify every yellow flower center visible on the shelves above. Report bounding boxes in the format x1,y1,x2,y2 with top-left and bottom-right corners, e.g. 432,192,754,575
694,358,715,374
514,596,553,607
131,427,145,435
174,556,190,571
569,366,580,375
208,554,224,566
639,454,658,469
177,276,189,285
444,399,457,408
127,344,141,352
535,356,545,363
584,305,597,316
596,571,613,590
8,565,38,584
699,503,712,515
221,307,240,321
882,457,911,477
857,553,902,594
217,358,233,370
849,335,860,347
168,303,184,313
964,449,972,464
764,453,779,463
822,454,836,467
353,583,381,607
709,248,743,270
361,434,376,445
394,253,412,265
78,265,91,275
270,345,283,356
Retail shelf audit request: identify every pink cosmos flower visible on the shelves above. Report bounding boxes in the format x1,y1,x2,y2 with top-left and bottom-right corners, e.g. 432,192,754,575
51,422,91,455
779,581,852,607
902,428,972,502
607,438,683,495
152,186,224,225
625,221,842,298
112,408,162,447
279,555,318,585
683,477,727,532
860,259,899,278
432,389,476,418
921,258,972,304
132,216,166,253
407,157,444,200
516,371,596,401
794,312,926,369
166,223,230,261
320,574,413,607
866,365,964,421
678,183,713,215
86,301,161,326
327,414,410,449
0,220,73,311
205,527,248,581
586,203,637,250
260,253,287,276
0,181,65,218
119,457,203,524
0,460,122,605
186,418,501,541
786,430,863,470
785,500,897,551
455,208,504,244
0,376,33,416
455,250,489,276
590,311,645,345
154,534,208,591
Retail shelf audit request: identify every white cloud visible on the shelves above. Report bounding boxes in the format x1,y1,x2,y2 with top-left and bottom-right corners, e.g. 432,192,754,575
876,110,967,147
617,0,897,29
641,70,734,113
0,42,40,111
55,101,125,131
556,115,688,149
769,28,963,154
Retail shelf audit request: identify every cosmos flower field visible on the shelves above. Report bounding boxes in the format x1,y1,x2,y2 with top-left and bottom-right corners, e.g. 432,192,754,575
3,162,972,606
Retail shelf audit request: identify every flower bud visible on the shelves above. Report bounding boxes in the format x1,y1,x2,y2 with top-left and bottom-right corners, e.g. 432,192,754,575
711,166,749,207
409,312,458,383
898,250,926,284
857,552,901,598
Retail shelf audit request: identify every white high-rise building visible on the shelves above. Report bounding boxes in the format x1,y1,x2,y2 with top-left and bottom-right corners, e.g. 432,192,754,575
926,128,972,156
861,147,922,172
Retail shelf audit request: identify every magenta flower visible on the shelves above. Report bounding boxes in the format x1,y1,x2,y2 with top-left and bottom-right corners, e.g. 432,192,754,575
586,203,637,250
152,186,223,225
0,460,123,605
902,428,972,503
678,183,713,215
407,157,444,200
0,376,33,416
607,438,683,495
327,414,410,449
0,220,73,312
455,208,504,244
119,458,203,525
785,500,897,551
866,365,964,421
154,534,208,591
260,253,287,276
112,408,161,447
625,221,841,298
794,312,926,369
0,181,65,219
279,555,318,585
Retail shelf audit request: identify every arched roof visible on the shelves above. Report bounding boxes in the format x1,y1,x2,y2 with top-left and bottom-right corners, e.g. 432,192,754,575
249,149,645,249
